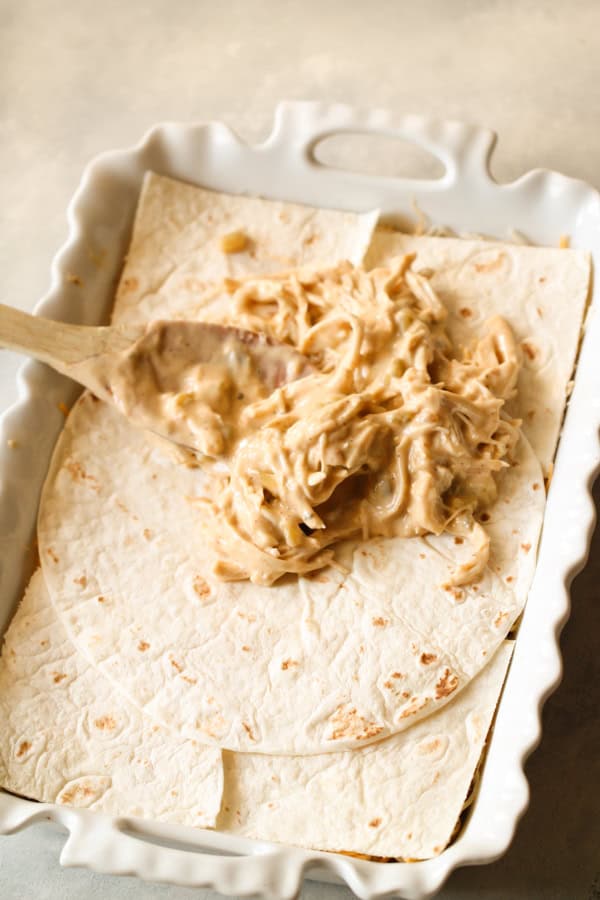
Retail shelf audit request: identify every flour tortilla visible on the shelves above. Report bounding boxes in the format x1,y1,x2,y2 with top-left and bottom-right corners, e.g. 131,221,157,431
366,232,591,473
220,641,513,859
0,567,512,859
0,569,223,826
113,172,379,325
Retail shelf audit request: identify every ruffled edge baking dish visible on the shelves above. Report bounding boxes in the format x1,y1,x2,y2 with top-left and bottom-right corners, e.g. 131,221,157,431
0,101,599,900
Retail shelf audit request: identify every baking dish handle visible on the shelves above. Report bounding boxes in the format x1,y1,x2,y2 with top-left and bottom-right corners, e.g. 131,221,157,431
263,100,497,185
1,794,442,899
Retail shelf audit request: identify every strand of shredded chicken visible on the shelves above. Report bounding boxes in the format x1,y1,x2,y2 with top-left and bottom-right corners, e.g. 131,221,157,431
192,256,522,586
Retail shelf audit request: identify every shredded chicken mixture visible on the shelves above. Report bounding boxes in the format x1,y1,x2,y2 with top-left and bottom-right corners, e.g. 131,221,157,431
187,255,522,586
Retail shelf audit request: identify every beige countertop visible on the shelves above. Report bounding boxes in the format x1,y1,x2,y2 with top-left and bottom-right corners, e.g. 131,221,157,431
1,1,599,897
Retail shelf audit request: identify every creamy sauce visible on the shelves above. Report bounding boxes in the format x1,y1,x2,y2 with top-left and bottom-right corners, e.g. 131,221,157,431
106,321,310,458
188,258,521,585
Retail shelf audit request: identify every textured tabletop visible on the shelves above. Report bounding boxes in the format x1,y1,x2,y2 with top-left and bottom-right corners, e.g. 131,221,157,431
1,0,599,897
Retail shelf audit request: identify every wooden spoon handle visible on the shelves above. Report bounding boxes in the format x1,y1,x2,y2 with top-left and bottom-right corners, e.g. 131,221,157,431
0,304,131,374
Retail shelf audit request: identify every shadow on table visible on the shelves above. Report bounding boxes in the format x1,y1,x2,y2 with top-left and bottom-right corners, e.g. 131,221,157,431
441,480,600,900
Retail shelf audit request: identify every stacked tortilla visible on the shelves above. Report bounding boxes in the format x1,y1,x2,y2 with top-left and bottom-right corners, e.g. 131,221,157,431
0,175,590,859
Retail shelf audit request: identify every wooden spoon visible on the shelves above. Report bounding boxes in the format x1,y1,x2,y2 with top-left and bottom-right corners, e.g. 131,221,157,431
0,304,309,452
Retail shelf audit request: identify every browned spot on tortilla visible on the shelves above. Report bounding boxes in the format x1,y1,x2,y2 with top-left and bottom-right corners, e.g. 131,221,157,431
242,722,256,741
494,611,509,628
94,715,116,731
521,542,531,553
537,306,544,317
137,640,149,652
313,572,331,583
237,611,257,622
57,401,70,417
480,512,490,522
195,713,226,738
193,575,211,600
58,783,96,804
122,276,139,292
46,548,59,564
435,668,459,699
474,253,505,273
52,672,67,684
538,276,546,284
97,596,105,604
170,658,183,672
368,818,382,828
453,536,464,545
419,552,426,559
372,616,389,627
170,789,178,797
532,482,541,491
392,671,403,679
281,659,299,670
143,528,153,540
241,645,251,652
359,644,365,654
65,459,100,492
73,575,87,588
16,741,31,758
223,277,240,293
459,307,472,318
400,696,431,718
419,738,442,755
383,680,393,689
521,340,537,361
181,675,197,685
506,575,514,583
420,652,437,665
328,705,384,742
66,272,83,286
39,639,49,648
184,494,205,506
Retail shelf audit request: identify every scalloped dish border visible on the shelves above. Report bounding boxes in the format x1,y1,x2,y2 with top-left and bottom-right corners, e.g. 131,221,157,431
0,102,599,900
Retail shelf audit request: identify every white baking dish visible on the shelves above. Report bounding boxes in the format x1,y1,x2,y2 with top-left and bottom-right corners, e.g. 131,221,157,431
0,101,599,900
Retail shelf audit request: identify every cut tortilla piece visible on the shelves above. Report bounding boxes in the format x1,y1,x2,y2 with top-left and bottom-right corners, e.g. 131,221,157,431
38,393,542,755
113,172,379,325
219,641,513,859
365,231,591,472
0,563,512,859
0,569,223,827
